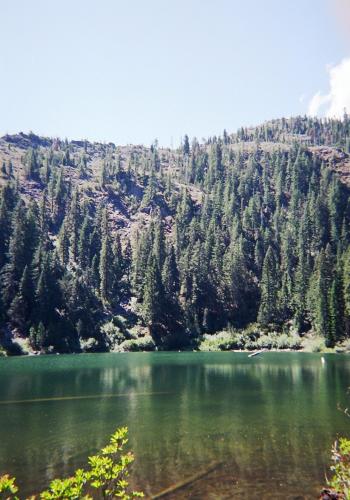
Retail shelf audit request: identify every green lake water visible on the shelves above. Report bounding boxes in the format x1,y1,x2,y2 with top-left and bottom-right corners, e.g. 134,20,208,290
0,352,350,499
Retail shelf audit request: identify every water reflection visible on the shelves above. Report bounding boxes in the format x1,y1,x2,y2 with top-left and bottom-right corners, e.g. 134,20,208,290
0,353,349,498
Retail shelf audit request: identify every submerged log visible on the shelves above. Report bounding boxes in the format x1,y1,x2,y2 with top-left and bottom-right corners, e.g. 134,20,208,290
151,461,223,499
248,349,265,358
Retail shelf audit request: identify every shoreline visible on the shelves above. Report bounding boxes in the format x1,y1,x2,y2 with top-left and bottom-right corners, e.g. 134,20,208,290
1,347,348,358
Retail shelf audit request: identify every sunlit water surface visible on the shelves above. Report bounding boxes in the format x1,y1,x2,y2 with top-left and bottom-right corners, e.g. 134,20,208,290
0,352,350,499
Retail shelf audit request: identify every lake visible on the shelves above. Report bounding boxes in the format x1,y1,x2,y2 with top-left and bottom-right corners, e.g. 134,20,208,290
0,352,349,499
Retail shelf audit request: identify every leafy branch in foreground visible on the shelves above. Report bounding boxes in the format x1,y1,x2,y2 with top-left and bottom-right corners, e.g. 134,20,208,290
321,438,350,499
0,475,19,499
0,427,143,500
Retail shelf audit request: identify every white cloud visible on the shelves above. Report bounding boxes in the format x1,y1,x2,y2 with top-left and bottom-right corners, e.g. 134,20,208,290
307,58,350,118
307,91,330,116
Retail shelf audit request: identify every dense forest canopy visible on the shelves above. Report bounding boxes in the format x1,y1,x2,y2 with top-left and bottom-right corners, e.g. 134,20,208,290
1,115,350,353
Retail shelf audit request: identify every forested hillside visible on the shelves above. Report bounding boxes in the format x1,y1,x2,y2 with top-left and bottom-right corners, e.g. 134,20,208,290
1,115,350,354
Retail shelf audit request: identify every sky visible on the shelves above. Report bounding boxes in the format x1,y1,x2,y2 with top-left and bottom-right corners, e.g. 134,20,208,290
0,0,349,146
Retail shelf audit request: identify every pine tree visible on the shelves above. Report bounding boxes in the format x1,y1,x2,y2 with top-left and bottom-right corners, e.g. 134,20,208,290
142,167,157,206
100,162,108,188
328,270,344,345
2,202,35,308
8,265,33,331
143,255,164,329
123,239,132,285
30,322,48,350
308,246,334,344
78,214,91,269
343,248,350,336
0,192,11,268
57,219,70,266
35,254,61,332
257,246,280,325
152,213,166,269
111,234,124,302
99,214,113,303
24,148,39,180
183,134,190,155
162,244,179,300
1,162,6,176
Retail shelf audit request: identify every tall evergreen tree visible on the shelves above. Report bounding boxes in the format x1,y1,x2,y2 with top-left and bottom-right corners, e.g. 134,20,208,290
258,246,279,325
143,255,164,331
8,265,34,331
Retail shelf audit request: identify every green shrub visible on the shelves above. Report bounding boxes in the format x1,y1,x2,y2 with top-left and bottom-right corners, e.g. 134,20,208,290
112,315,129,331
240,323,261,339
275,332,302,349
340,339,350,352
243,338,256,351
198,331,242,351
101,320,127,348
302,336,326,353
255,333,274,349
0,428,143,499
0,474,18,498
198,329,302,351
119,336,155,352
80,337,99,353
321,437,350,499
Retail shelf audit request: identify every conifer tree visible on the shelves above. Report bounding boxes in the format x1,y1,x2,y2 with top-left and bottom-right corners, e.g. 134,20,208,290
2,202,32,308
78,214,91,269
0,194,11,268
8,265,33,330
67,191,81,263
343,248,350,335
99,213,113,303
111,234,124,302
143,255,164,330
183,134,190,155
258,246,279,325
308,246,334,344
328,270,344,345
162,244,180,302
24,148,39,180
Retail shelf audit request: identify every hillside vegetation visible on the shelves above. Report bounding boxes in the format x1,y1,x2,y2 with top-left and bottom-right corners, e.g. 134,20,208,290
1,115,350,353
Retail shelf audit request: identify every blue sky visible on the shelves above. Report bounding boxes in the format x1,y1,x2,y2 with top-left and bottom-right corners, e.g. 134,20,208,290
0,0,348,145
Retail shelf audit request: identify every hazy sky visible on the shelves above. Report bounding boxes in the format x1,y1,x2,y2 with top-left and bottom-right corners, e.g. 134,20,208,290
0,0,348,145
